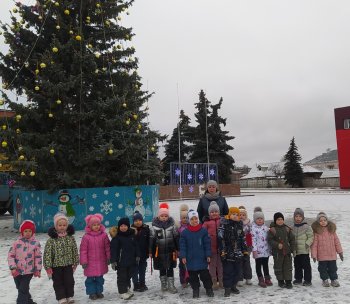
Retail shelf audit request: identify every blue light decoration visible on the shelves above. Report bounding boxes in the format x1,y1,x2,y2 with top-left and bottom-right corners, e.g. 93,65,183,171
12,185,159,232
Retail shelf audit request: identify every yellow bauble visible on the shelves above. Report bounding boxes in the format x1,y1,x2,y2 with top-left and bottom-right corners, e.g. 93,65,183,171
48,113,53,118
38,16,43,20
30,171,35,177
13,8,18,13
151,146,155,152
64,9,70,15
34,86,40,91
2,125,6,130
122,103,127,108
50,149,55,154
24,62,29,67
18,146,23,151
102,67,107,71
20,171,25,176
105,20,110,26
95,69,99,74
75,35,82,41
94,52,101,58
86,16,91,20
87,44,93,49
54,2,59,7
108,149,113,155
1,141,7,148
52,47,58,53
117,45,121,49
138,124,142,130
133,114,138,120
136,129,140,134
16,128,20,134
19,155,25,160
69,30,74,35
0,99,4,105
96,3,101,8
56,25,61,30
125,120,130,125
35,69,39,74
40,62,46,68
56,99,62,104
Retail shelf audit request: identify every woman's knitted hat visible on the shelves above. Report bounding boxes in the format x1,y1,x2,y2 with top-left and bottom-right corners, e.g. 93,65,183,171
118,217,130,228
158,202,169,217
273,212,284,223
85,213,103,228
207,180,218,188
20,220,36,235
54,213,69,229
253,206,264,221
179,204,189,219
133,211,143,222
208,201,220,213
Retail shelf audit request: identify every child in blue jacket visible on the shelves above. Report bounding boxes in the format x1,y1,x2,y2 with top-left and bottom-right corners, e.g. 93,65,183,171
180,210,213,298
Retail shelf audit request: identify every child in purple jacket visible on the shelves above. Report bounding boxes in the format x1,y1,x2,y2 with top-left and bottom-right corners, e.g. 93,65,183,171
80,214,111,300
177,203,189,288
8,220,42,304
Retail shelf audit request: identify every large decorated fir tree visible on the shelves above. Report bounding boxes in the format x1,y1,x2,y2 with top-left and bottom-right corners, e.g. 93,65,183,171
0,0,163,190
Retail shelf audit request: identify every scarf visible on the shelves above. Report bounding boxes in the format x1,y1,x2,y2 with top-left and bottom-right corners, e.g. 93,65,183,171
187,224,202,232
205,191,220,200
58,231,67,237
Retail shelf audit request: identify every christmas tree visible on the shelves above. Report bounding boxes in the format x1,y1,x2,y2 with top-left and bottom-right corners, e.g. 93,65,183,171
283,136,304,187
189,90,235,183
0,0,163,190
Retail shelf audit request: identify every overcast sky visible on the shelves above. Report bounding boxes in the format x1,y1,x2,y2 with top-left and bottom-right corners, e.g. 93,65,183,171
2,0,350,168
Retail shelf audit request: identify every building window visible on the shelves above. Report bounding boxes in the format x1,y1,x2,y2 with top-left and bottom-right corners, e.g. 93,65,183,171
344,119,350,129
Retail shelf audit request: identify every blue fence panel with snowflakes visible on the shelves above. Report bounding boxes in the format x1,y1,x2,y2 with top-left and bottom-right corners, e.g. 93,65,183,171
12,185,159,232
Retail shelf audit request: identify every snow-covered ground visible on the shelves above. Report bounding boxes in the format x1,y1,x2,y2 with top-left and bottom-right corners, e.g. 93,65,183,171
1,191,350,303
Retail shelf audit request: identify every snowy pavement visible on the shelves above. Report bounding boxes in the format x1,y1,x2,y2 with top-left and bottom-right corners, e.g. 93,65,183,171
1,191,350,303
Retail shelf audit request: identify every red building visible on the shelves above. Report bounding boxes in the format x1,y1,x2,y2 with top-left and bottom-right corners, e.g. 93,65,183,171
334,106,350,189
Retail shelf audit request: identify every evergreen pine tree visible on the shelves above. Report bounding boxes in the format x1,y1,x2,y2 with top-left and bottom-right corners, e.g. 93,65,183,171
283,137,304,187
189,90,235,183
162,109,191,184
0,0,163,190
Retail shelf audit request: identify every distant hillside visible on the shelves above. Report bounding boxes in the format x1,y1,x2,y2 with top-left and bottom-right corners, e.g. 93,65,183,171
304,149,338,164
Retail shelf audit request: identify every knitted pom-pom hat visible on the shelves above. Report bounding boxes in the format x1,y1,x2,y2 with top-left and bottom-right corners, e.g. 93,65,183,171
179,204,189,219
85,213,103,228
158,202,169,217
20,220,36,235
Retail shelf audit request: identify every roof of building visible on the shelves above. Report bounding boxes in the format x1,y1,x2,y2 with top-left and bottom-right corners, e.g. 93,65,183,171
304,149,338,164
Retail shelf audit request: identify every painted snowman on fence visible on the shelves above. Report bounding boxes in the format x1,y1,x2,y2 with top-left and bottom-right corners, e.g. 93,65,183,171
133,187,145,217
58,190,75,224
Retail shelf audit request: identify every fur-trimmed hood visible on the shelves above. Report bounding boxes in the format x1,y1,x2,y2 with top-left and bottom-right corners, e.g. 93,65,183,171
109,226,136,238
47,224,75,238
311,220,336,234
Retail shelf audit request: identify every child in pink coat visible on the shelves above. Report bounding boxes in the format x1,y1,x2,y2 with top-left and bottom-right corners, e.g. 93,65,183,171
202,201,223,289
8,220,42,304
80,214,111,300
311,212,343,287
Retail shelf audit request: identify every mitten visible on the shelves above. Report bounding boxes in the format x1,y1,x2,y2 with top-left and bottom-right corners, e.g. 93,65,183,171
252,251,258,259
339,253,344,261
111,262,118,271
46,268,53,279
82,264,88,269
34,271,41,278
313,258,317,263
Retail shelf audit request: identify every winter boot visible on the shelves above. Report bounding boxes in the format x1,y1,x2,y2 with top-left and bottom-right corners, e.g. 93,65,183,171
278,280,286,288
293,279,302,285
322,280,330,287
167,277,178,293
258,277,267,288
193,288,200,298
224,288,231,297
120,292,133,300
246,279,253,285
133,282,141,292
218,279,224,289
89,294,98,300
212,278,219,290
231,285,240,294
237,280,244,287
265,276,273,286
66,298,75,304
96,293,104,299
302,281,312,286
58,299,68,304
285,280,293,289
160,276,168,291
206,288,214,297
139,282,148,291
331,280,340,287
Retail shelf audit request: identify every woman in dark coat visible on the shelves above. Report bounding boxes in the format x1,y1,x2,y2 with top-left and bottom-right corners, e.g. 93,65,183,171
197,180,229,222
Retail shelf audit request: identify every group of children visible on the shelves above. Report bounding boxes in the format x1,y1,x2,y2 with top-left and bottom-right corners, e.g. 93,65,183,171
8,202,344,303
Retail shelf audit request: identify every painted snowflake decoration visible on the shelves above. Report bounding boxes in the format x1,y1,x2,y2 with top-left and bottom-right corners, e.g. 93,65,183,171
198,173,204,180
178,186,183,193
89,206,95,212
118,204,123,209
25,196,28,201
116,216,121,221
92,193,97,199
103,190,109,195
189,185,194,193
210,169,215,176
38,209,41,214
187,173,192,181
105,221,110,227
100,200,113,214
44,214,52,227
37,197,40,201
29,204,36,218
31,192,34,198
175,168,181,176
24,208,27,214
115,192,120,198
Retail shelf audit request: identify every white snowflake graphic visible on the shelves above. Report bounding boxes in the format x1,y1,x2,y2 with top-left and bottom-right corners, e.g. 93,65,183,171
189,185,194,193
89,206,95,212
118,204,123,209
175,168,181,176
178,186,183,193
24,208,27,214
31,192,34,198
115,192,120,198
210,169,215,176
187,173,192,180
116,216,121,221
38,209,41,214
103,190,109,195
198,173,204,180
29,204,36,218
100,200,113,214
25,196,29,201
105,221,110,226
92,193,97,199
44,214,52,227
37,197,40,201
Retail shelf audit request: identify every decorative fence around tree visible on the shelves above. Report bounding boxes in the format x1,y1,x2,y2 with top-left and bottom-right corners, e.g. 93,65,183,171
13,185,159,232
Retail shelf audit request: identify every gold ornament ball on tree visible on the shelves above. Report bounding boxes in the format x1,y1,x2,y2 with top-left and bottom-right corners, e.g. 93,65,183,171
56,99,62,104
18,146,23,151
0,99,4,105
96,3,101,8
52,47,58,53
16,128,20,134
56,25,61,30
50,148,55,154
136,129,140,134
1,141,7,148
133,114,138,120
35,86,40,91
16,114,22,121
40,62,46,68
75,35,82,41
108,149,113,155
54,2,59,7
122,102,127,108
20,171,25,176
125,120,130,125
38,16,43,20
94,52,101,58
13,8,18,13
30,171,35,177
69,30,74,35
19,155,25,160
48,113,54,118
138,124,142,130
2,125,6,130
151,146,155,152
35,69,39,74
87,44,93,49
64,9,70,15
